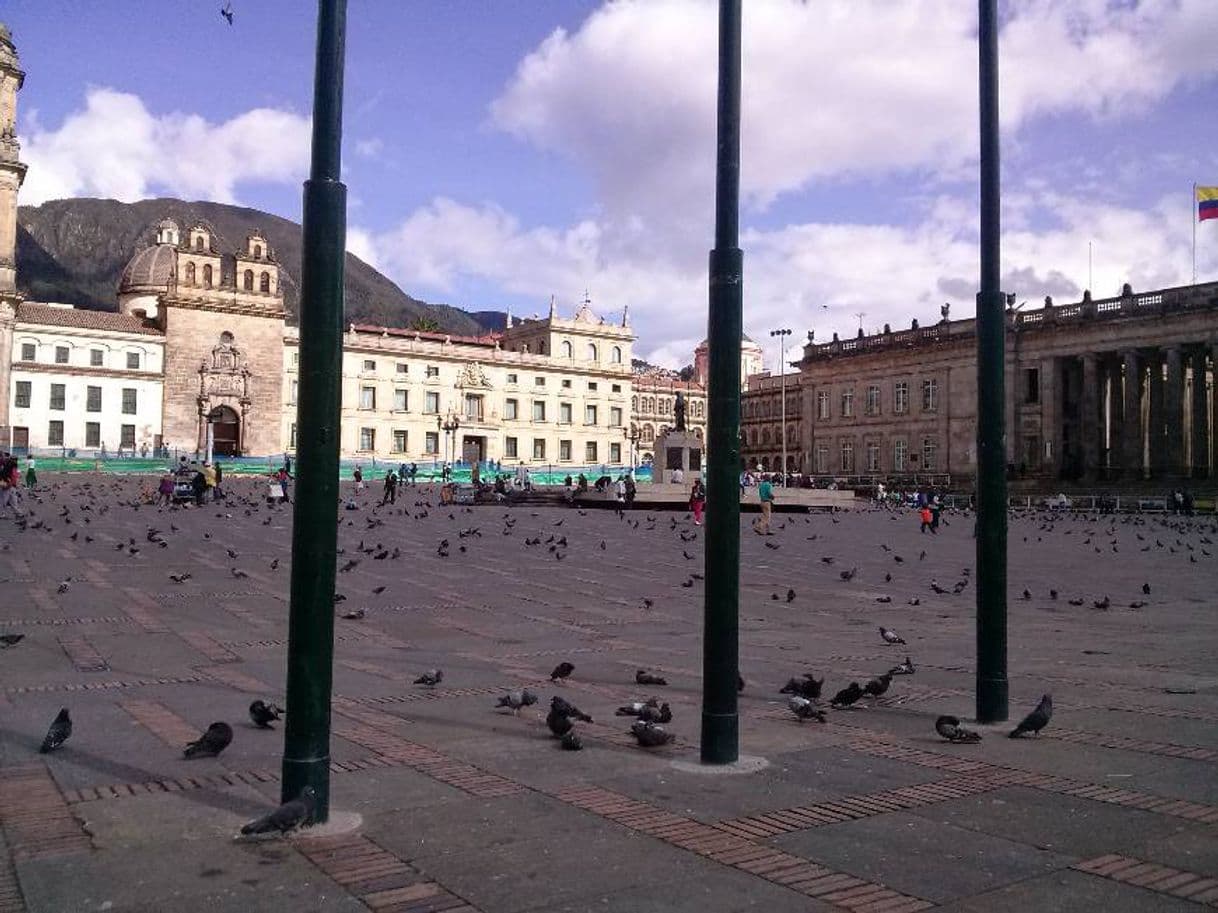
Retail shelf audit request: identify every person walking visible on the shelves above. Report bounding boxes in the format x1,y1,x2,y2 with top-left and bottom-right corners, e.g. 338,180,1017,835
213,461,225,501
277,466,291,503
202,462,217,502
754,475,775,535
191,466,207,506
353,465,365,491
624,472,637,509
919,503,934,534
690,478,706,526
157,472,174,508
929,494,942,532
381,469,398,506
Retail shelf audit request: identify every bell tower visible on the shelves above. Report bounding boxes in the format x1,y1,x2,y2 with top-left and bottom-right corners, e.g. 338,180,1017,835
0,23,26,440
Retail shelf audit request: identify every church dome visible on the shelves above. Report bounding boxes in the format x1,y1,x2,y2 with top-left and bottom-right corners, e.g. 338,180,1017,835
118,242,176,294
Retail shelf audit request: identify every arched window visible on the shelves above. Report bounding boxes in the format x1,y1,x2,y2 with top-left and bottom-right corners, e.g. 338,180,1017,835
194,236,204,251
243,269,254,291
185,262,196,284
561,340,573,358
611,346,622,364
259,271,270,293
586,343,598,362
643,424,654,442
539,341,546,354
254,244,262,258
203,264,213,287
631,396,638,410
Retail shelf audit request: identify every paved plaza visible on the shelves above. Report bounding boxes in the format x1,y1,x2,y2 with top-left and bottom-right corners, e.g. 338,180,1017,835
1,475,1217,912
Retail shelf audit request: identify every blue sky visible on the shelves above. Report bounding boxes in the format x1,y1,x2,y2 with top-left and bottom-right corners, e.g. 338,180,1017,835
6,1,1218,367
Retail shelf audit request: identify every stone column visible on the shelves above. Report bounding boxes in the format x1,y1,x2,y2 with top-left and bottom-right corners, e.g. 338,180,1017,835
1081,353,1099,481
1165,346,1185,477
1121,351,1142,480
1191,349,1209,478
1106,357,1121,475
1148,351,1165,477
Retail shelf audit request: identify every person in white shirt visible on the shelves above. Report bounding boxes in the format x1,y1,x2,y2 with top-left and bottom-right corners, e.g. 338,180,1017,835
672,467,684,484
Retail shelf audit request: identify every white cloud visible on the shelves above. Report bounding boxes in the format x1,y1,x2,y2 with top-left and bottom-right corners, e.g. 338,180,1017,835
345,226,380,268
20,87,310,205
354,138,384,158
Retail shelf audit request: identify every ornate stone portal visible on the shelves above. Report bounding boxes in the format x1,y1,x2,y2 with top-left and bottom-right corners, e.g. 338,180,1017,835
196,334,251,455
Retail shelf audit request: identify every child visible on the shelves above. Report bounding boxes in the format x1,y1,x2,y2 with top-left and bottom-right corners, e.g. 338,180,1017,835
158,473,175,508
919,504,934,534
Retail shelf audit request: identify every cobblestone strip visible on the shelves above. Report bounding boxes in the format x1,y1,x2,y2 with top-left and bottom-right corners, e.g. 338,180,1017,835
0,827,26,913
119,699,203,748
118,587,170,633
5,674,204,696
551,785,933,912
1047,727,1218,763
296,833,482,912
55,635,109,672
196,665,274,693
715,773,1003,838
0,616,132,627
1073,854,1218,905
0,765,92,862
177,630,241,663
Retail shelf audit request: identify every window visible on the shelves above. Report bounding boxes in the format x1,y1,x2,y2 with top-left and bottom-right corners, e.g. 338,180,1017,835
894,381,909,414
840,440,855,473
243,269,254,291
922,437,938,470
14,381,30,408
504,436,518,459
611,346,622,364
393,389,408,412
359,386,376,410
506,373,518,384
425,431,440,455
559,439,572,461
612,383,622,393
865,385,880,415
532,400,546,422
532,439,546,460
586,343,598,361
561,340,573,358
359,427,376,451
395,362,409,375
894,439,907,472
90,349,104,367
20,343,35,362
50,384,66,411
259,271,271,293
585,405,598,425
816,445,829,474
290,423,297,448
48,420,64,446
610,407,623,427
464,394,484,420
120,424,136,449
559,402,572,424
86,386,102,413
127,352,141,370
290,380,298,404
562,379,572,389
583,441,596,462
85,422,100,448
866,442,880,472
55,346,69,364
1024,367,1040,404
425,365,439,378
425,391,440,413
534,376,546,387
1022,434,1040,469
203,264,213,287
840,390,854,418
610,442,622,463
392,430,407,453
505,398,519,420
122,388,137,414
292,351,299,366
362,359,376,373
185,262,196,284
817,390,830,420
921,378,938,412
254,244,262,258
195,236,204,251
588,381,598,392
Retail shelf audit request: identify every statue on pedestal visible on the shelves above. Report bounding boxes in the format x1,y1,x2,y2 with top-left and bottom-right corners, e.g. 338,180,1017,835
674,391,687,432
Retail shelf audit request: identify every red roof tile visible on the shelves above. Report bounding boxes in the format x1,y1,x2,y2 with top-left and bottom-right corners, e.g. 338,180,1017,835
16,304,164,337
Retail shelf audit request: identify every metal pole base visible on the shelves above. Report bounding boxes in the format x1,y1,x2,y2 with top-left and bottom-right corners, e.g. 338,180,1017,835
975,675,1008,724
700,711,739,765
282,755,332,823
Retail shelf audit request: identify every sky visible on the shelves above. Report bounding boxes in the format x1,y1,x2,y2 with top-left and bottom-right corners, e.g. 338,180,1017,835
6,0,1218,369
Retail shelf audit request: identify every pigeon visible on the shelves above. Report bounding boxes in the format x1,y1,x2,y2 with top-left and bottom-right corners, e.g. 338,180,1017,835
638,702,672,724
839,566,858,581
249,700,283,729
863,672,892,698
39,708,72,753
786,589,796,603
57,581,70,594
636,669,668,686
780,676,823,700
550,696,592,723
787,696,826,723
879,626,906,645
559,731,583,751
340,608,365,620
240,787,317,836
231,567,249,579
220,2,234,26
169,573,192,584
0,633,25,647
630,721,675,747
371,585,387,595
889,656,916,675
183,722,233,759
616,698,660,717
414,669,443,687
339,559,360,573
642,598,654,610
1142,582,1151,595
1092,596,1110,610
1068,597,1084,606
550,662,575,683
495,689,538,714
830,682,864,709
935,715,982,743
546,707,575,737
1009,694,1053,738
227,548,240,559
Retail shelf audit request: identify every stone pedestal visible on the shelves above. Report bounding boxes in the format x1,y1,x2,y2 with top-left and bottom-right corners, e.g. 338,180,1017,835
654,429,704,483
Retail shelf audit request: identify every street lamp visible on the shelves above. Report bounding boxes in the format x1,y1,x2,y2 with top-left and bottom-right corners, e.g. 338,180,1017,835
439,413,461,467
627,425,641,471
770,328,792,486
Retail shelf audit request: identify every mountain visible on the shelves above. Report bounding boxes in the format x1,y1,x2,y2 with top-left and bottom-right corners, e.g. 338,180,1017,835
16,197,503,336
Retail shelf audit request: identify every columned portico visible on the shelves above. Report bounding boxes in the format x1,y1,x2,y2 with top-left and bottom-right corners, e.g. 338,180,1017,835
1164,346,1185,477
1121,351,1143,479
1190,348,1209,478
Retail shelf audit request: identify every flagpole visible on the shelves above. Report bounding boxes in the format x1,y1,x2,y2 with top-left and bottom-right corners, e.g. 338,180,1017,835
1193,183,1197,285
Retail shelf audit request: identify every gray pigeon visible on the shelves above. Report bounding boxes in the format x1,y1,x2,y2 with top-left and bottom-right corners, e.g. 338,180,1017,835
1010,694,1053,738
0,633,24,648
935,715,982,743
615,698,659,717
635,669,668,686
40,708,72,753
559,731,583,751
550,696,592,723
863,672,892,698
889,656,915,675
249,700,283,729
638,702,672,724
495,689,538,713
183,721,233,759
878,626,906,645
630,721,675,747
787,696,826,723
546,707,575,737
830,682,864,709
414,669,443,687
240,786,316,835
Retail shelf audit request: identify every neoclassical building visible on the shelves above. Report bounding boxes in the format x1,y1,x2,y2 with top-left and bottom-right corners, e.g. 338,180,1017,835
629,372,706,465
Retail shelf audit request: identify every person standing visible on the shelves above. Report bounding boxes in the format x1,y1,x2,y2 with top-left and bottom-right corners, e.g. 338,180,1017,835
202,462,217,502
919,504,934,534
191,466,207,506
624,472,637,509
471,461,481,487
690,478,706,526
157,472,174,507
409,462,418,486
277,466,291,503
213,461,225,501
754,475,775,535
24,457,36,490
381,469,398,506
353,465,364,491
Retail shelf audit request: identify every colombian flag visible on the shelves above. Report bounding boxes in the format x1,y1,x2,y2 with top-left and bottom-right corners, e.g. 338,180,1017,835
1199,186,1218,222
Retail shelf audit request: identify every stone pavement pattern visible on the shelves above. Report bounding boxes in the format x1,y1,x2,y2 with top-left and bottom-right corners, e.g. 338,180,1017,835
0,474,1216,912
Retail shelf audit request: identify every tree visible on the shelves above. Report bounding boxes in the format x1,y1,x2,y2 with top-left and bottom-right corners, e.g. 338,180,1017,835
409,315,441,332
